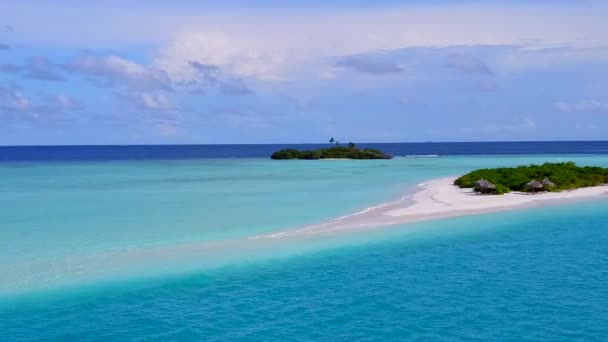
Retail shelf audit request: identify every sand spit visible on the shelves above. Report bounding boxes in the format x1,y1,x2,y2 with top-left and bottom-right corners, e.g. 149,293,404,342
258,177,608,238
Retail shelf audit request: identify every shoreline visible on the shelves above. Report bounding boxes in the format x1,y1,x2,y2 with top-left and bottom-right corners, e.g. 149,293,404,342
386,176,608,218
258,176,608,238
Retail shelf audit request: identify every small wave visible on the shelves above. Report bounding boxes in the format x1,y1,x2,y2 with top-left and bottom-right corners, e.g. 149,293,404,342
406,154,441,157
248,232,287,240
332,202,394,220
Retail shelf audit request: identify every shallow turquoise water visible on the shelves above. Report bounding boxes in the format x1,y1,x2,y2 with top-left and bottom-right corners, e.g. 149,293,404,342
2,155,608,340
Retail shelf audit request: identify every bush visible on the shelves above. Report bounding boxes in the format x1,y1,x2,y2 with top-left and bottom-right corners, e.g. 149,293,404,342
454,162,608,194
493,184,510,195
271,146,392,160
270,149,301,159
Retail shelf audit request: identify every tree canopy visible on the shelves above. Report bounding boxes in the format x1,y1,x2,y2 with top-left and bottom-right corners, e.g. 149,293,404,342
271,146,392,160
455,162,608,194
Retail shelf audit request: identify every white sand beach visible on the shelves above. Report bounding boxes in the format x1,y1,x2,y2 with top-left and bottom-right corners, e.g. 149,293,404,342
281,176,608,237
387,177,608,217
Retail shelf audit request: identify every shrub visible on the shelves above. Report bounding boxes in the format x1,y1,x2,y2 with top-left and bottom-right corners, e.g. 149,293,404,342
271,146,392,160
455,162,608,194
270,149,301,159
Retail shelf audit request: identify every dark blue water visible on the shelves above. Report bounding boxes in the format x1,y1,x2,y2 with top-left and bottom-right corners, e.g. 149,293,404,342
2,141,608,161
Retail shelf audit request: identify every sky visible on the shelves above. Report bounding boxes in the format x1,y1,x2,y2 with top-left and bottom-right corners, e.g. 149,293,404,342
1,0,607,145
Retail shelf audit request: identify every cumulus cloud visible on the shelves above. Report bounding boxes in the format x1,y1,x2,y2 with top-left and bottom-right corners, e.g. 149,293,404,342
1,3,607,143
64,54,251,100
113,92,188,139
497,47,608,71
184,59,251,95
555,100,608,113
335,55,403,75
55,95,84,111
148,4,608,82
4,2,608,50
68,55,173,92
0,57,64,81
0,84,30,112
461,117,536,135
445,54,493,74
0,84,85,126
119,93,176,112
23,57,64,81
155,122,181,137
0,2,605,83
189,61,220,73
509,118,536,131
130,93,174,111
219,78,251,95
187,60,221,86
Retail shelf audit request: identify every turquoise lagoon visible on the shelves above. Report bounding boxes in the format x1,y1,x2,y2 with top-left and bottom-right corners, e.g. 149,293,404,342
1,155,608,341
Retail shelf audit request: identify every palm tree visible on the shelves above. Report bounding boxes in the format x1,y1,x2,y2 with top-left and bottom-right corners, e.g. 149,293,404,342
348,142,356,149
329,137,339,147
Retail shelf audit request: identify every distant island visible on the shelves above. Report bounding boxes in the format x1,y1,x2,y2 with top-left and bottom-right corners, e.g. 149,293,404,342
455,162,608,195
271,138,392,160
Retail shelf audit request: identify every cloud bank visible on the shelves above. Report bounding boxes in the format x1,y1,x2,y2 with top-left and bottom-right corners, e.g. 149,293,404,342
1,2,608,144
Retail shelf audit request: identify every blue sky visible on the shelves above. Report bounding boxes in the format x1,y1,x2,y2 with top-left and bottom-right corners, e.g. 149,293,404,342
1,1,607,145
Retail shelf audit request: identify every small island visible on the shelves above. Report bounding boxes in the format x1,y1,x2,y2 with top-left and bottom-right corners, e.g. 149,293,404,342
271,138,392,160
455,162,608,195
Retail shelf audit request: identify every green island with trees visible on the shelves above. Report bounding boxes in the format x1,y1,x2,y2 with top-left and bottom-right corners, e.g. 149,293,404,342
455,162,608,195
271,137,393,160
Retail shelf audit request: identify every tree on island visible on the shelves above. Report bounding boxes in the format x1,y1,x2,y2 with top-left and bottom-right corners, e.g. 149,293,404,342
454,162,608,194
329,137,339,147
271,143,392,160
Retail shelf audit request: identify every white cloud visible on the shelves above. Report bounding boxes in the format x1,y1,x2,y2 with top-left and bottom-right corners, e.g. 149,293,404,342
155,122,179,137
147,5,608,81
0,86,86,125
0,87,29,111
555,100,608,113
124,93,175,111
497,47,608,71
2,3,607,81
56,95,83,110
68,55,172,92
335,55,404,75
461,117,536,135
445,54,492,74
0,57,64,81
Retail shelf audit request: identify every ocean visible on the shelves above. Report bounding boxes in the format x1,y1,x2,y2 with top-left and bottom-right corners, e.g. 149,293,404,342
1,142,608,341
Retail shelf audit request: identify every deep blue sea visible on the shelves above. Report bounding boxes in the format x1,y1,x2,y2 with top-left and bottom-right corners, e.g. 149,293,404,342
1,142,608,341
3,141,608,161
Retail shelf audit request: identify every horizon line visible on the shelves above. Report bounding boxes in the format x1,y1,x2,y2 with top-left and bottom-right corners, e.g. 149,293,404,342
2,140,608,148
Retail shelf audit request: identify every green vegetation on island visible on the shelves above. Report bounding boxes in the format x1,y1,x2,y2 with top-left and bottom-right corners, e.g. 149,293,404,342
455,162,608,195
271,138,392,160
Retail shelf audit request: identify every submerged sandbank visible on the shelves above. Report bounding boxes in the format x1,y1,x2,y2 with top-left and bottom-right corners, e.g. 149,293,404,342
5,176,607,296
